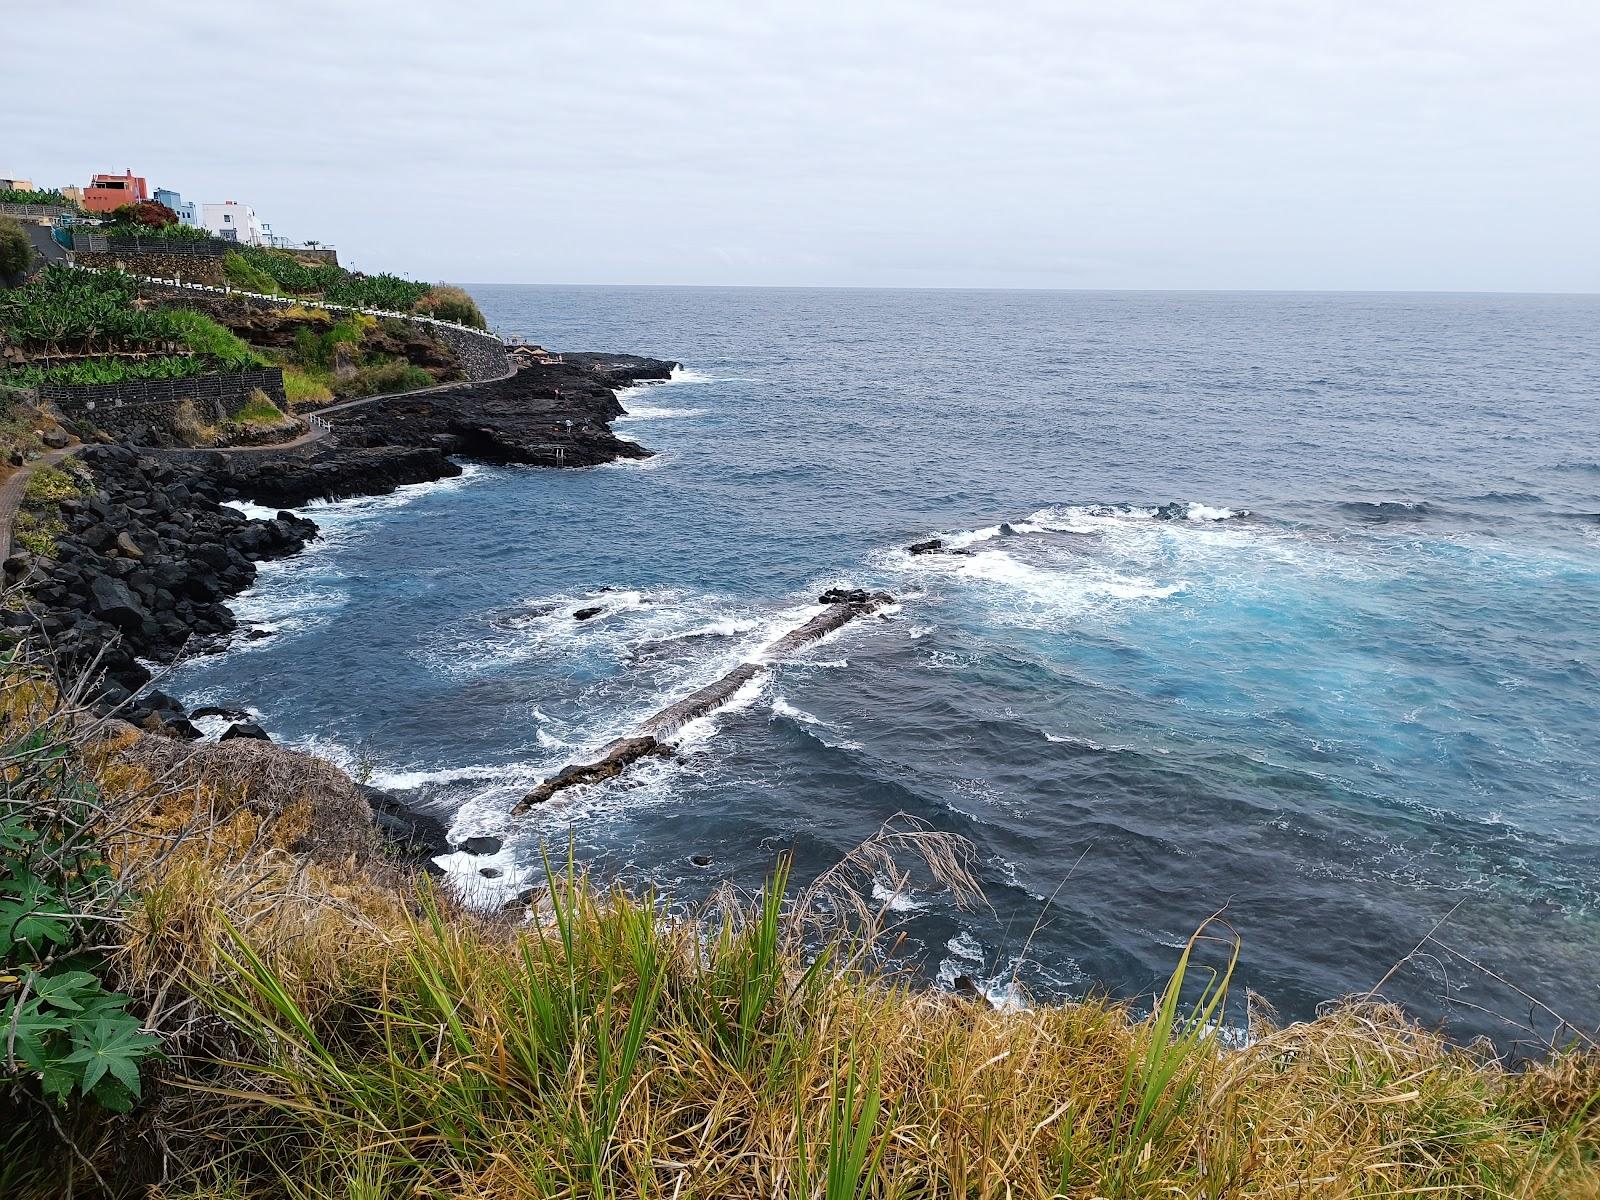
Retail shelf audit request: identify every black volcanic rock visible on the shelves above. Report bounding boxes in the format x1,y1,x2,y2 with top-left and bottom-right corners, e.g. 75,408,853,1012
4,444,318,729
160,353,677,509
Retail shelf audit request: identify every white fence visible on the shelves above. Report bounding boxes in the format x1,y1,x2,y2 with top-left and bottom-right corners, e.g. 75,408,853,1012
72,265,505,342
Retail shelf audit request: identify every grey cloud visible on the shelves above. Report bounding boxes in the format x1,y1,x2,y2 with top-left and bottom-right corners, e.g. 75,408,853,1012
5,0,1598,290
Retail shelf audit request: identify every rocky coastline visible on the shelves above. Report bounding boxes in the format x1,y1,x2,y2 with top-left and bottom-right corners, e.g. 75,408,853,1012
166,353,674,507
4,350,676,859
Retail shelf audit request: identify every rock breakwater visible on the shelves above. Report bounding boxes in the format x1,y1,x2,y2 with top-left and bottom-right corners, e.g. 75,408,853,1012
512,589,893,814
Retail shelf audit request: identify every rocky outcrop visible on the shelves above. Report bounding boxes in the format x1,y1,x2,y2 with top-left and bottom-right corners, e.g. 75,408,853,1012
114,721,382,865
2,445,316,731
510,589,892,815
172,443,462,509
164,353,677,509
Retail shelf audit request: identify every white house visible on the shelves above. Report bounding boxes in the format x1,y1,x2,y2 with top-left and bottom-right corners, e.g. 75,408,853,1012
200,200,268,246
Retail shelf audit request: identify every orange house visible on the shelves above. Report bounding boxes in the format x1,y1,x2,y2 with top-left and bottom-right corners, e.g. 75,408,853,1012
83,170,149,214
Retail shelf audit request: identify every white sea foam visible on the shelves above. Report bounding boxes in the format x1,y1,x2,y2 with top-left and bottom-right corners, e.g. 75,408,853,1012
871,877,926,913
945,547,1185,609
190,714,235,741
945,524,1005,549
615,404,706,421
771,695,825,726
947,929,984,961
369,762,524,791
677,617,760,639
301,461,486,520
223,499,283,522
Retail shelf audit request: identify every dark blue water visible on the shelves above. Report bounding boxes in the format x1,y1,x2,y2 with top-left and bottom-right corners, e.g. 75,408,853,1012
174,288,1600,1046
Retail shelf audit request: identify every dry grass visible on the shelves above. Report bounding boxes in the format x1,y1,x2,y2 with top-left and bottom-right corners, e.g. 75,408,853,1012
0,665,1595,1199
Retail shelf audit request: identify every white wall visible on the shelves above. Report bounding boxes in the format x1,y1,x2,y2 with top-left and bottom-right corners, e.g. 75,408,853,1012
200,201,267,246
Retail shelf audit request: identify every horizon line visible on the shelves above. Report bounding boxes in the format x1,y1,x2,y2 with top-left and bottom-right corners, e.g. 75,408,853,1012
454,281,1600,298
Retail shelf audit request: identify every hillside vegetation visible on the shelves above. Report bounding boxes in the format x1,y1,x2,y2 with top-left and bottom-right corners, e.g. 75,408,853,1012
0,266,467,406
0,658,1594,1199
0,266,266,386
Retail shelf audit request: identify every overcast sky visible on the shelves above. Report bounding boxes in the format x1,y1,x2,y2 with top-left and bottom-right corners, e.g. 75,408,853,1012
7,0,1598,291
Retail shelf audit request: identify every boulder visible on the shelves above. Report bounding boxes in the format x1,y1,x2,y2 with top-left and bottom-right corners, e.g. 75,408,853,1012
572,605,603,621
907,538,944,555
360,785,451,862
458,835,503,856
220,722,271,742
89,575,149,633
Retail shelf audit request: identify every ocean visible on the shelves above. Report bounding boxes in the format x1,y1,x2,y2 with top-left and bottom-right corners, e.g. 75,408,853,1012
171,286,1600,1047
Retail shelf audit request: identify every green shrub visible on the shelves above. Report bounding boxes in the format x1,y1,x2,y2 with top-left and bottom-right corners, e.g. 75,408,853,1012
0,218,32,283
232,388,288,428
95,221,214,243
12,511,65,556
281,366,333,408
0,667,161,1118
413,284,487,329
346,358,433,397
0,266,158,353
3,357,208,387
291,315,367,371
0,188,79,210
22,463,85,505
221,251,281,294
108,200,177,229
170,398,219,447
230,245,429,310
156,308,267,370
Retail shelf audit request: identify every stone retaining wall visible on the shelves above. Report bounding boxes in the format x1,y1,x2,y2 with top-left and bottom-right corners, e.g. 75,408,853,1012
76,249,227,285
40,368,286,445
431,322,511,382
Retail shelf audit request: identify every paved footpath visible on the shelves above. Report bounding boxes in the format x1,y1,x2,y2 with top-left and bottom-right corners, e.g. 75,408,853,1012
0,446,75,563
139,354,518,457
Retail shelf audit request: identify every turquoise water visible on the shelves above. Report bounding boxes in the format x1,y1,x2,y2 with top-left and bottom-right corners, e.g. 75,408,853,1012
173,288,1600,1046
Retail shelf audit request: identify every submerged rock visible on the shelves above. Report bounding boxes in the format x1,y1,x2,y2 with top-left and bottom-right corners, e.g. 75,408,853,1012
907,538,944,555
572,605,603,621
191,704,252,721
